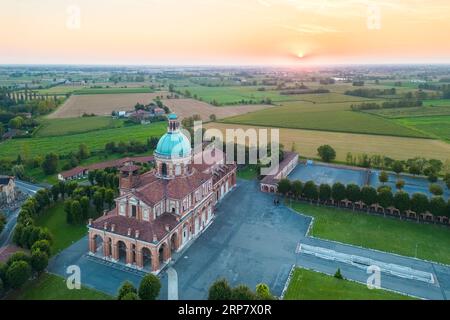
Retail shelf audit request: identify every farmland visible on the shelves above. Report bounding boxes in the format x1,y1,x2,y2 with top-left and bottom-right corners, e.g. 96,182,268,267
161,98,273,120
395,116,450,141
0,121,166,160
205,122,450,161
363,106,450,118
221,101,427,138
47,92,167,118
34,117,124,137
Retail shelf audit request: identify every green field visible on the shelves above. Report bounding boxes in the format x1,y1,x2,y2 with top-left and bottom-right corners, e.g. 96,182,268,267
73,87,154,95
237,165,258,180
35,202,87,255
10,273,111,300
364,106,450,118
291,202,450,264
284,268,414,300
0,122,166,160
395,116,450,141
221,102,428,138
423,99,450,107
35,117,124,137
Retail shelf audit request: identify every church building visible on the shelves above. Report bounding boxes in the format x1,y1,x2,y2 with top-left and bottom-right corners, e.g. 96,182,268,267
87,114,236,273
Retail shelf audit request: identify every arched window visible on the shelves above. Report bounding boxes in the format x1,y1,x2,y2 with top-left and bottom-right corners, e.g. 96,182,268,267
161,163,167,176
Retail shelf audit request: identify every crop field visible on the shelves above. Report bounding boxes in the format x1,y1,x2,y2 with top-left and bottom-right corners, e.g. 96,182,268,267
221,102,427,138
161,98,273,120
423,99,450,107
47,92,167,118
364,106,450,118
0,122,166,160
395,116,450,141
204,122,450,161
34,117,124,137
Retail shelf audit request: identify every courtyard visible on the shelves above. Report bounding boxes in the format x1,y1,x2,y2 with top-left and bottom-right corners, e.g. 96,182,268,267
48,179,450,300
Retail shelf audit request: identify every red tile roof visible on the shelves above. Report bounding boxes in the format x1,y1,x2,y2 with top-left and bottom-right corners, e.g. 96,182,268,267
91,210,178,243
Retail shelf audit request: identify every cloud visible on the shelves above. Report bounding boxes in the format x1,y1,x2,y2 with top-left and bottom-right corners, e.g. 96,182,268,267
277,23,339,34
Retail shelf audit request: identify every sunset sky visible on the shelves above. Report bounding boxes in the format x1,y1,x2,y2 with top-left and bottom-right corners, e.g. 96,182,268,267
1,0,450,65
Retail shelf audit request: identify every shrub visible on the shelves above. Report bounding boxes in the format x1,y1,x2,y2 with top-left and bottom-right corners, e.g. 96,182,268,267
231,284,256,300
117,281,137,300
30,249,49,273
317,145,336,163
31,240,51,257
208,278,233,300
334,268,344,280
138,274,161,300
6,261,31,289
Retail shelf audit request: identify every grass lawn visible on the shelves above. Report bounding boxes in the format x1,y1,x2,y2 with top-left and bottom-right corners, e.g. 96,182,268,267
10,273,111,300
291,202,450,265
0,121,166,160
237,165,259,180
34,117,124,137
221,103,428,138
284,268,414,300
423,99,450,107
35,202,87,255
395,115,450,141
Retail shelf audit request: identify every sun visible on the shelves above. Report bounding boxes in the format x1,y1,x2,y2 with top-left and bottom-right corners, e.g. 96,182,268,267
297,52,305,59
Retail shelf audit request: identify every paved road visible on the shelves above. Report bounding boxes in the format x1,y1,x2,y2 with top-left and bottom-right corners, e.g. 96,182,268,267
0,180,43,248
48,180,450,299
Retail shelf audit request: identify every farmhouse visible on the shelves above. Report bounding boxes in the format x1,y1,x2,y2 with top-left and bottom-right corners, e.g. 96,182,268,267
0,175,16,205
58,156,154,181
87,114,236,273
260,151,299,193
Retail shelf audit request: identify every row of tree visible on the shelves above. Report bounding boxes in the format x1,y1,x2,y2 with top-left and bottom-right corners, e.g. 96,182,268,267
277,179,450,218
208,278,275,300
0,241,51,296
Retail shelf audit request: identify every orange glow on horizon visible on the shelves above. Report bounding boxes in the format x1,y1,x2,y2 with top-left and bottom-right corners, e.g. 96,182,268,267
1,0,450,65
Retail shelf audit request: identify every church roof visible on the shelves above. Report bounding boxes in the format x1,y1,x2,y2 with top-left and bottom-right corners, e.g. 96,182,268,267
155,131,191,158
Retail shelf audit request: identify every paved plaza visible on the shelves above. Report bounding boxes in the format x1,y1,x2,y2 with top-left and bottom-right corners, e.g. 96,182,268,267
48,180,450,300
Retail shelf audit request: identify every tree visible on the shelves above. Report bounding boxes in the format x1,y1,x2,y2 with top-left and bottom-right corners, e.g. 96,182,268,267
391,161,404,175
9,116,24,129
444,173,450,190
429,197,447,217
6,261,31,289
317,145,336,163
105,189,115,210
346,184,361,203
50,184,60,202
231,284,256,300
7,251,31,266
30,249,48,273
277,179,291,197
209,114,217,121
208,278,233,300
291,180,303,199
117,281,137,300
378,171,389,185
319,184,331,202
395,179,405,191
93,191,104,214
78,143,90,159
394,191,411,212
361,186,377,209
64,199,73,224
255,283,274,300
121,292,140,300
70,200,82,224
80,196,90,219
429,183,443,196
41,153,59,175
410,193,429,214
31,240,51,257
302,181,318,201
334,268,344,280
331,182,346,204
12,165,25,179
377,189,394,209
138,274,161,300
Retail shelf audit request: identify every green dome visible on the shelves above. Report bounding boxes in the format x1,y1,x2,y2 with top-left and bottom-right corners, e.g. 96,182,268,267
155,131,191,158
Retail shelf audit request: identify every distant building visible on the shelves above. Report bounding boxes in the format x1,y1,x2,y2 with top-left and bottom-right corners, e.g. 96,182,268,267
58,156,154,181
0,175,16,204
260,151,299,193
